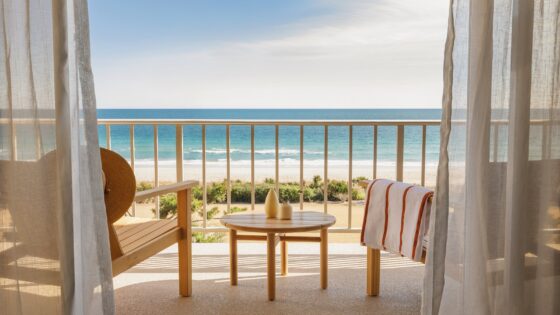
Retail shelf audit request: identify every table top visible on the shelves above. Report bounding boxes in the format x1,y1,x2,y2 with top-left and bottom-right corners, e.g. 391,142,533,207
220,211,336,233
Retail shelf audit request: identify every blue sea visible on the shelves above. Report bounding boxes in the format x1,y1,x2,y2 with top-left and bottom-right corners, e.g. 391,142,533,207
97,109,441,172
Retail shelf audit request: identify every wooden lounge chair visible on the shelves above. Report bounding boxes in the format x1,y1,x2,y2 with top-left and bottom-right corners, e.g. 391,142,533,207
100,148,197,296
0,148,196,313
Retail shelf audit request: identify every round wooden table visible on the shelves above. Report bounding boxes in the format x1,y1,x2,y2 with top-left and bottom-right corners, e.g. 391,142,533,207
220,211,336,301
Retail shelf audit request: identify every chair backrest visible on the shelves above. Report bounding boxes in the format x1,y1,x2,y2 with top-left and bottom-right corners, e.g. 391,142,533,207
0,155,59,258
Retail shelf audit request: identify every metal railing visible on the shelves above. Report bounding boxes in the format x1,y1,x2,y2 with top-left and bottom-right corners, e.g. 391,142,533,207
4,117,558,233
97,119,440,233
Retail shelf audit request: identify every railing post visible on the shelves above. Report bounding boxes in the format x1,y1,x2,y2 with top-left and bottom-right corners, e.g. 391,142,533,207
348,125,353,229
251,125,255,210
202,125,207,228
396,125,404,182
275,125,279,195
226,125,231,212
324,125,328,213
106,124,111,150
373,125,377,179
300,125,304,210
154,125,160,218
421,125,427,186
130,125,136,216
176,124,183,181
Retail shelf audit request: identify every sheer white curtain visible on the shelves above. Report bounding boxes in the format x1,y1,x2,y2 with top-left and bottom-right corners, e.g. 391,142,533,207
423,0,560,314
0,0,113,314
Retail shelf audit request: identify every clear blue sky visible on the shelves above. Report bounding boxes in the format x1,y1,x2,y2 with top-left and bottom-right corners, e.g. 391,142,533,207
89,0,448,108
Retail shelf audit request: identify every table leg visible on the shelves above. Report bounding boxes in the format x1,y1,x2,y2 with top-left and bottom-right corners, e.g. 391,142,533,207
267,232,276,301
320,228,328,289
280,235,287,276
230,229,237,286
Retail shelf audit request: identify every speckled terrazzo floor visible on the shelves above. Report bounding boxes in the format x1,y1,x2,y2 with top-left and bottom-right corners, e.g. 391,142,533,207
114,243,423,315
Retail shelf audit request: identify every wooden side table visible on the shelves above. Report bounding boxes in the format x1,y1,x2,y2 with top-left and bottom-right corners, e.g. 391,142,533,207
220,211,336,301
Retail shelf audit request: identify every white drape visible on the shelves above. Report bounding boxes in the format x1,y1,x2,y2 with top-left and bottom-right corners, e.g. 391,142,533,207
0,0,114,314
423,0,560,314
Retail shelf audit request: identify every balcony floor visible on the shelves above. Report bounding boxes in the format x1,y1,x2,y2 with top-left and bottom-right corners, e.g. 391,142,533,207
114,243,424,315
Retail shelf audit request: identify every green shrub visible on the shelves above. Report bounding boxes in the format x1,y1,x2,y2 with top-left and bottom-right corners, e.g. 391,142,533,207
192,232,225,243
328,180,347,201
207,182,226,203
137,181,153,191
255,184,274,202
154,194,202,219
310,175,322,189
224,206,247,215
192,185,203,200
302,187,315,202
354,176,368,182
157,193,177,219
208,207,221,220
231,182,251,203
279,184,300,203
153,177,365,220
314,188,325,202
352,188,365,200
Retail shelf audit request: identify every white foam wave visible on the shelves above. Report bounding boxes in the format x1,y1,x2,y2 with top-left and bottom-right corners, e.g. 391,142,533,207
189,148,322,155
133,158,439,168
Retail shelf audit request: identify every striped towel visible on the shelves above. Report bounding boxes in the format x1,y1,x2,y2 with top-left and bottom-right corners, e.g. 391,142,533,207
360,179,433,262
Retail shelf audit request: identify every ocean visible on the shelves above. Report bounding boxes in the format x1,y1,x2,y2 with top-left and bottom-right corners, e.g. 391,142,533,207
97,109,442,171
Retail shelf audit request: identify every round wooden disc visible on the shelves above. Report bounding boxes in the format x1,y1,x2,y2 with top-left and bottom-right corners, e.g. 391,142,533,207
220,211,336,233
100,148,136,223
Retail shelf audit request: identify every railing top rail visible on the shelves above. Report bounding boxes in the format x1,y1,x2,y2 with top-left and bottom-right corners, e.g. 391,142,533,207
4,118,560,127
96,119,442,126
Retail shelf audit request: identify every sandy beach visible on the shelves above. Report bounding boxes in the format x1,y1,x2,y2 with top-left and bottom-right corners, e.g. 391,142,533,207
133,163,438,188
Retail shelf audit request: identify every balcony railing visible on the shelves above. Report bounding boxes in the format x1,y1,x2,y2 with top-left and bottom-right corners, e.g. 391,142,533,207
3,117,557,234
97,119,440,234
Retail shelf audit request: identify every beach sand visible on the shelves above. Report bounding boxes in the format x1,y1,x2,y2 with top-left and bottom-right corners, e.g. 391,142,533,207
134,163,438,188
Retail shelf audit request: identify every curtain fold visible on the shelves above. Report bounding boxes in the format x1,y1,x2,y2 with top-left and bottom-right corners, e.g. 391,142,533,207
423,0,560,314
0,0,114,314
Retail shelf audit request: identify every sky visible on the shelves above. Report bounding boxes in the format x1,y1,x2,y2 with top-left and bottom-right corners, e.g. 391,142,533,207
88,0,449,109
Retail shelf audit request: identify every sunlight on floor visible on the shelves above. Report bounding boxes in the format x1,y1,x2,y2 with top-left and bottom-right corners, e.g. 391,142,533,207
114,243,423,315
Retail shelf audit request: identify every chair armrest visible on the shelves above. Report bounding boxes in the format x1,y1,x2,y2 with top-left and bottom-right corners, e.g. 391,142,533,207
134,180,198,203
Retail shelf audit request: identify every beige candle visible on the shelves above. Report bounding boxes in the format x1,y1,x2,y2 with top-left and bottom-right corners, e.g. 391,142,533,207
278,202,293,220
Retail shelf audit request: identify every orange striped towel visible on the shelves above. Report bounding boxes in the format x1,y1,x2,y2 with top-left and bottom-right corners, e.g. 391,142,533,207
360,179,433,262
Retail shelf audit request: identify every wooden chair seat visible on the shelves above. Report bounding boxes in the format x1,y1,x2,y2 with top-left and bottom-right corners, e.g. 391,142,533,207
115,217,178,254
111,217,184,276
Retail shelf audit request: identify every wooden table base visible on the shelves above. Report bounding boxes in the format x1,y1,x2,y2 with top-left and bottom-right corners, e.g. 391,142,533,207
228,228,329,301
